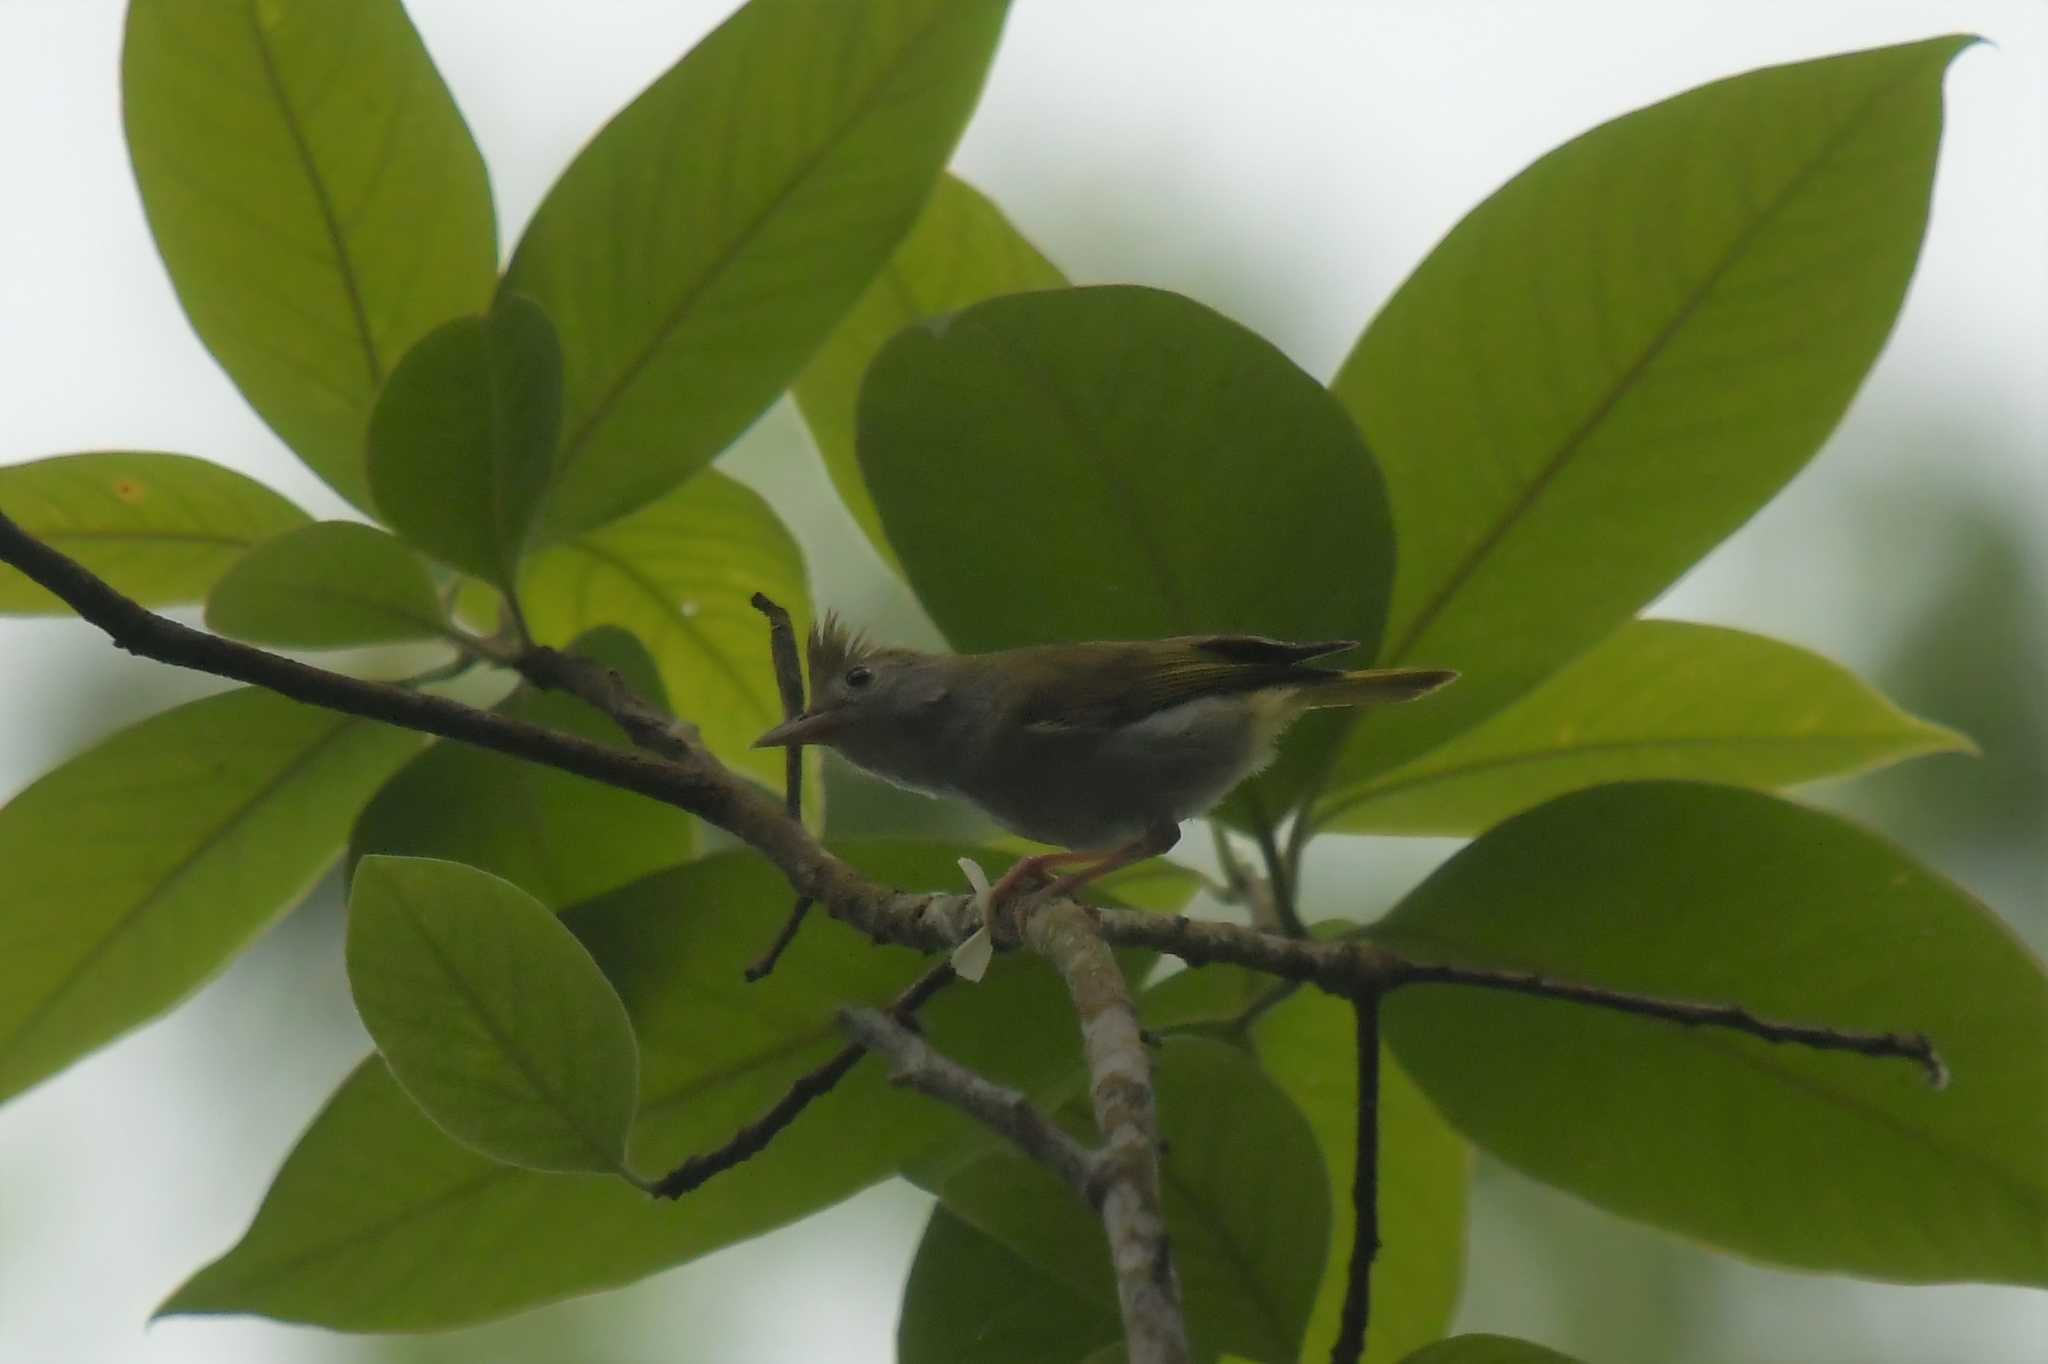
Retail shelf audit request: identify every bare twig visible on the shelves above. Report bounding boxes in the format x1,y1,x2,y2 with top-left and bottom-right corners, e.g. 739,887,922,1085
1025,900,1192,1364
1331,992,1384,1364
839,1005,1100,1198
746,591,815,980
651,963,957,1199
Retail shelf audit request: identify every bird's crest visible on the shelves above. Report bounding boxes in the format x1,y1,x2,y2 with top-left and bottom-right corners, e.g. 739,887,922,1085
807,611,875,683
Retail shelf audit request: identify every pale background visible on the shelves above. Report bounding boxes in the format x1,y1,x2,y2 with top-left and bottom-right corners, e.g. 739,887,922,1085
1,2,2043,1361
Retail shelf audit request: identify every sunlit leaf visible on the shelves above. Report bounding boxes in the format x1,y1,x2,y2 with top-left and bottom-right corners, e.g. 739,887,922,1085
516,470,809,791
1256,990,1468,1364
1373,782,2048,1284
1402,1336,1584,1364
0,689,424,1104
1329,37,1973,784
123,0,496,509
1317,620,1969,835
0,452,307,614
164,843,1099,1329
367,296,562,589
502,0,1010,538
347,856,639,1174
795,173,1065,574
352,629,694,908
205,521,446,648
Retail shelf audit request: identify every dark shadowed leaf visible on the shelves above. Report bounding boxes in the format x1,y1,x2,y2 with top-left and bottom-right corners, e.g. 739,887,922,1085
1316,620,1969,835
352,629,693,908
502,0,1010,538
367,296,562,589
1372,782,2047,1284
205,521,446,648
347,856,639,1174
795,173,1065,574
0,453,307,613
933,1038,1327,1362
0,689,424,1104
515,471,810,791
899,1206,1122,1364
162,843,1100,1329
1328,38,1973,784
123,0,496,509
858,284,1398,821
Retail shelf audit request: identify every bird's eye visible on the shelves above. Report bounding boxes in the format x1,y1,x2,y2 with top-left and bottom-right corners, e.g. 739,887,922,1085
844,665,873,689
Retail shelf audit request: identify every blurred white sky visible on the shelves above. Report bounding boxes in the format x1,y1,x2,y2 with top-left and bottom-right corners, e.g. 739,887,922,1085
1,3,2043,1362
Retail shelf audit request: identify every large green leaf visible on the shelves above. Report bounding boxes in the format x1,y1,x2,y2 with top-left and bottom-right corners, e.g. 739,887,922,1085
347,856,639,1175
123,0,496,510
933,1038,1328,1362
515,470,809,791
899,1206,1122,1364
794,173,1065,574
1328,37,1972,785
352,629,694,909
501,0,1009,539
1372,782,2048,1284
204,521,447,648
1256,991,1468,1364
366,296,563,590
858,284,1399,820
0,452,307,613
1401,1337,1583,1364
163,843,1099,1329
1317,620,1968,836
0,689,424,1104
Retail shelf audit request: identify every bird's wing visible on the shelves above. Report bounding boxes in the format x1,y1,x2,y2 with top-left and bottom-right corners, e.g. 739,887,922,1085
1013,636,1355,732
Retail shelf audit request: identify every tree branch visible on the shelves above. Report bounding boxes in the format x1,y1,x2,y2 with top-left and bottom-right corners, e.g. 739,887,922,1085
651,962,956,1199
838,1005,1100,1199
743,590,815,980
1331,991,1383,1364
1025,900,1192,1364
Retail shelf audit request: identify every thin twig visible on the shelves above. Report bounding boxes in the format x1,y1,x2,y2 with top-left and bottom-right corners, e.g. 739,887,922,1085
839,1006,1101,1199
651,963,957,1199
1385,960,1949,1089
1331,992,1384,1364
1239,787,1306,937
745,591,815,980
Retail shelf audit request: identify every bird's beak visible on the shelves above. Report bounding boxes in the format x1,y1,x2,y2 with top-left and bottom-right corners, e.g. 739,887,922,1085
751,709,841,749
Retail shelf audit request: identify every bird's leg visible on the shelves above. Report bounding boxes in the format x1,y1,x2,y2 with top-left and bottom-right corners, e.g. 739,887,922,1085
983,822,1182,944
1042,818,1182,902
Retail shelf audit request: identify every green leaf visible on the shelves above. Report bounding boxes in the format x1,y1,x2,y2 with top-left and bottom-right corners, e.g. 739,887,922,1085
204,521,446,648
123,0,496,510
1329,37,1974,784
1317,620,1970,836
366,296,563,589
164,842,1098,1329
501,0,1010,539
858,284,1396,820
899,1206,1122,1364
0,452,308,613
794,173,1065,574
1255,991,1468,1364
0,689,424,1104
934,1038,1328,1362
1372,782,2048,1284
1401,1336,1584,1364
346,856,639,1175
516,470,809,790
352,629,694,908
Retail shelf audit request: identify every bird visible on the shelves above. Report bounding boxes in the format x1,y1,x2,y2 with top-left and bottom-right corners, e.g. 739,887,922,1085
753,615,1456,911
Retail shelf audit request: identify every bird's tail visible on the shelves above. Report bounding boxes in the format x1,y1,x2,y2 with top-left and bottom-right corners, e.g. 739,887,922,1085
1296,667,1458,709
